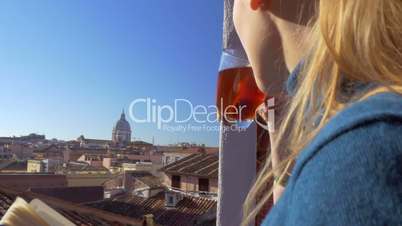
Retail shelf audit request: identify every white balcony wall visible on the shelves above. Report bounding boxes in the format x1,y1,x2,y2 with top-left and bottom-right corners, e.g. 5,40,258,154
217,122,256,226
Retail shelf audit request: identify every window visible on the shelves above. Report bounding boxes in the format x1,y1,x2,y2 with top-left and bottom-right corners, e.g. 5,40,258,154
171,175,181,189
168,196,174,204
199,178,209,192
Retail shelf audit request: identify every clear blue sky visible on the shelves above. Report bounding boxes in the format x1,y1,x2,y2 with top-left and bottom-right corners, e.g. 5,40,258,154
0,0,223,146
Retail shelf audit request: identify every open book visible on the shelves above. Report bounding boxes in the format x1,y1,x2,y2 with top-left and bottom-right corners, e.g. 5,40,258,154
0,197,76,226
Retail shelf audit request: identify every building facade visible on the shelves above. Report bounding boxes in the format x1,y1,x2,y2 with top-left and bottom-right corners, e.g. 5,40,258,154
76,135,110,149
27,160,43,173
0,147,12,160
161,153,219,198
27,159,61,173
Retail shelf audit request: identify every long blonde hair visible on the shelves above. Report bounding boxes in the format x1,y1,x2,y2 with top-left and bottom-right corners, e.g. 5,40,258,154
243,0,402,225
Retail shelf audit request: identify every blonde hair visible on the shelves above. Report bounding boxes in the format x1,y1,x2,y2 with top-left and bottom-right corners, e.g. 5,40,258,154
243,0,402,225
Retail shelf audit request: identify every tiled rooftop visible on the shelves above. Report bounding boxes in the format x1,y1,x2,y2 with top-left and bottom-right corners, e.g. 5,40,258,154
104,171,162,191
33,144,59,153
161,153,219,178
0,160,27,171
130,141,153,147
63,161,110,172
135,175,162,189
86,191,216,226
160,147,207,155
80,137,112,145
29,186,104,204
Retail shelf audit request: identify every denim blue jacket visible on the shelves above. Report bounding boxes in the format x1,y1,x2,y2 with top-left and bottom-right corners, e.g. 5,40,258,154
262,67,402,226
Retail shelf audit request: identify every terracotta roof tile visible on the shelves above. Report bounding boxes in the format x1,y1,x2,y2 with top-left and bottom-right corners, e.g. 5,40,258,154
33,144,60,153
64,161,109,172
29,186,104,204
0,161,27,171
136,176,163,189
161,153,219,178
86,191,216,226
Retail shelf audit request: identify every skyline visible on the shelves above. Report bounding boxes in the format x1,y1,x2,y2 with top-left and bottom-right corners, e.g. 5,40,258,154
0,1,223,146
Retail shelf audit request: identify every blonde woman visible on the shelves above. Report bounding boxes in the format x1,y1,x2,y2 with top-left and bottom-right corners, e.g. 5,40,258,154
234,0,402,225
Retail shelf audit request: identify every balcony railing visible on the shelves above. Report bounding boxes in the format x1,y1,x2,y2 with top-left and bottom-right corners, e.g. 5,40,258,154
166,186,218,200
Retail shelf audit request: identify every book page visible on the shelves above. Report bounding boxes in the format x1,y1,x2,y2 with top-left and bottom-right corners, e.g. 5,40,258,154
0,197,49,226
29,199,76,226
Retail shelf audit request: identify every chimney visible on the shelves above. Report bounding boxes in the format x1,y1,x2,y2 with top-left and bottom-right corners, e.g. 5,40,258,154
122,171,131,190
164,190,183,208
142,214,155,226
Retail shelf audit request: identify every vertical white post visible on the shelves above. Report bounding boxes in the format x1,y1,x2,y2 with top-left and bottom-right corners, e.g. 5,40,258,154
217,122,256,226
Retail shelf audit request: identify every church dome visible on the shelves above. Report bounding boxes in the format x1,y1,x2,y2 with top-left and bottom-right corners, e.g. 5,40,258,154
113,111,131,132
